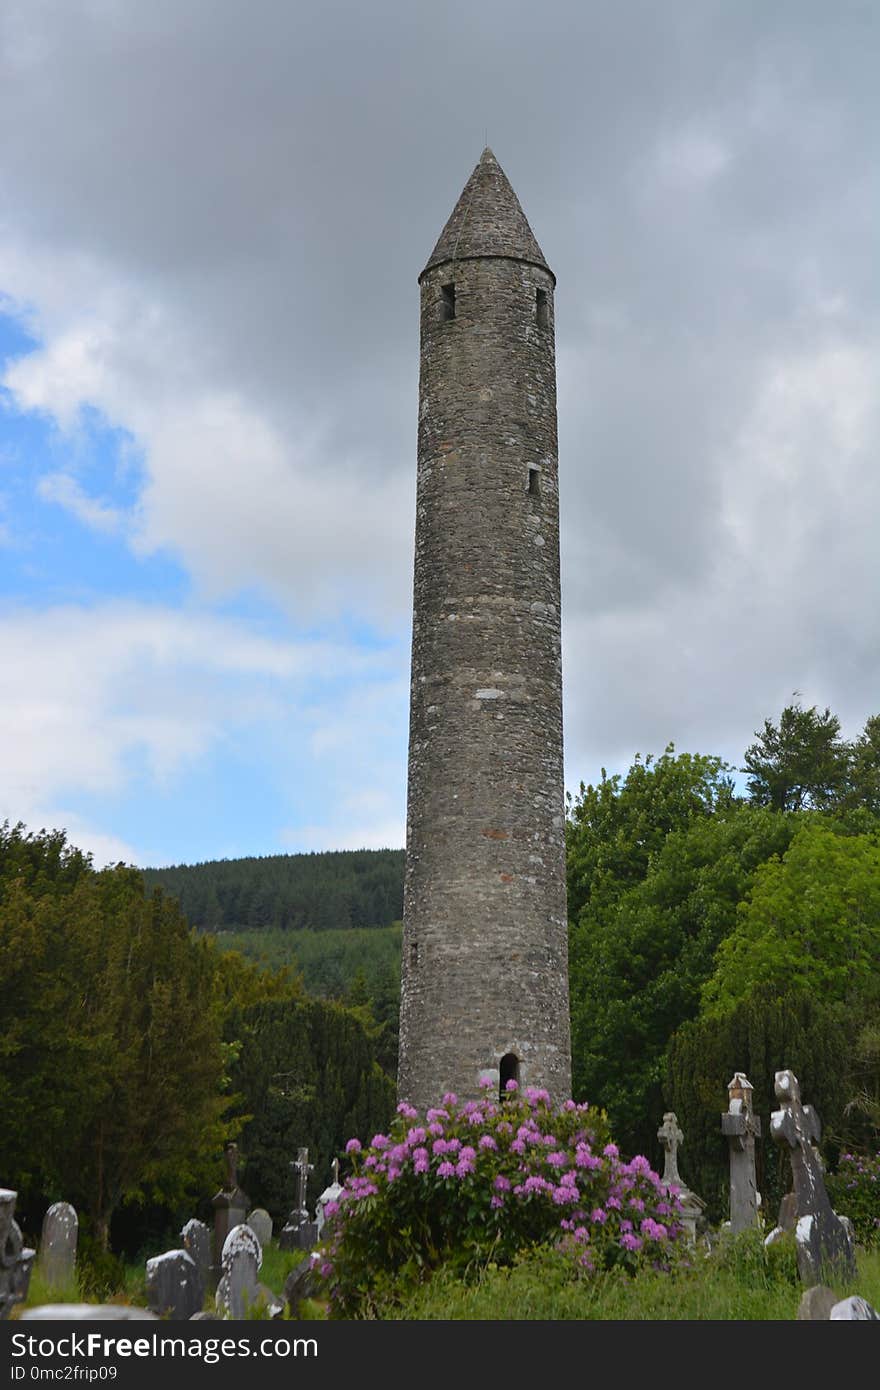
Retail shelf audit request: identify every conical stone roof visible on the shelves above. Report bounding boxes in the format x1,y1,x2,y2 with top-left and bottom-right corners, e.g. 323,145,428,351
420,148,554,283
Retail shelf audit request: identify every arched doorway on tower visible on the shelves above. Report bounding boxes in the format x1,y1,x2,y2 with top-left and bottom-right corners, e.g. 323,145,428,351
499,1052,520,1100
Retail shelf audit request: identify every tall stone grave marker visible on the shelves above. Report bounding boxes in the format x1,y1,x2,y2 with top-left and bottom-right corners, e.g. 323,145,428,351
280,1147,317,1251
37,1201,78,1290
721,1072,762,1233
770,1069,855,1284
211,1142,249,1288
215,1224,261,1319
657,1112,705,1243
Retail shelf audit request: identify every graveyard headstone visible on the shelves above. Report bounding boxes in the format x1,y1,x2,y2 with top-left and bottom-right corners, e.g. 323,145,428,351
279,1147,318,1251
829,1296,880,1320
284,1254,320,1319
145,1248,203,1321
797,1285,838,1320
181,1217,211,1298
770,1069,856,1285
315,1159,344,1240
38,1201,78,1290
721,1072,762,1234
246,1208,273,1251
215,1224,261,1319
211,1142,249,1289
656,1111,705,1243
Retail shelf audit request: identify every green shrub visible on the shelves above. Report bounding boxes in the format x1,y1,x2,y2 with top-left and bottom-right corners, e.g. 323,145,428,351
318,1085,685,1317
827,1151,880,1246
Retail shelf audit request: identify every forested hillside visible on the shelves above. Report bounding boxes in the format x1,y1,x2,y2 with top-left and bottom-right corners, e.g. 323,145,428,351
141,847,404,931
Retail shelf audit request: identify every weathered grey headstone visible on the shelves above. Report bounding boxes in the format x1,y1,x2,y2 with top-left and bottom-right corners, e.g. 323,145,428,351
770,1069,856,1285
657,1111,705,1243
37,1201,78,1290
0,1188,34,1319
797,1285,838,1320
215,1223,261,1319
829,1295,880,1320
211,1142,249,1289
20,1305,157,1320
145,1248,203,1321
279,1146,318,1251
181,1217,211,1296
284,1254,320,1319
246,1208,273,1250
315,1159,343,1240
721,1073,762,1234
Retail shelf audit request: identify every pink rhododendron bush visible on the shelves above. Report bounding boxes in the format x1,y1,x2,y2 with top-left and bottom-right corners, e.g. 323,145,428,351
318,1083,685,1316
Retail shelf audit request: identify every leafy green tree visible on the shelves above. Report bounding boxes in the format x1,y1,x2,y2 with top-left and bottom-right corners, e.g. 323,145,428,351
846,715,880,817
702,821,880,1016
743,701,851,812
0,858,231,1248
568,804,795,1161
566,745,736,924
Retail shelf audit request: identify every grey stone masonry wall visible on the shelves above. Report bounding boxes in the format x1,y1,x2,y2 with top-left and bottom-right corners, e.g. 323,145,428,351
398,149,571,1112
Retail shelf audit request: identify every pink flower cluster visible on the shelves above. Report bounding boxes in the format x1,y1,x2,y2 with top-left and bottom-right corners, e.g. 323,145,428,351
321,1087,683,1317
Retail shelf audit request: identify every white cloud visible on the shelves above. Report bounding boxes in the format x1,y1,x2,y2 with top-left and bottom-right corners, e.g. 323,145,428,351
37,470,127,535
0,600,407,864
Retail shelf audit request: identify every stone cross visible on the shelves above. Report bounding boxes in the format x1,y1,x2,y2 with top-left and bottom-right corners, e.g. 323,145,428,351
770,1069,855,1284
721,1072,762,1234
656,1111,705,1244
279,1147,318,1252
657,1112,684,1189
292,1147,313,1217
211,1144,249,1290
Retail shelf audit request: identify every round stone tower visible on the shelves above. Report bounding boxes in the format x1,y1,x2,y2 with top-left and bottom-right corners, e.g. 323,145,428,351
398,148,571,1111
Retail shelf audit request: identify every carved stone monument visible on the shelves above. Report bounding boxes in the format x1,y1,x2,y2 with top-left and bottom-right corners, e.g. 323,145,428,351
0,1188,35,1319
211,1142,249,1288
279,1147,317,1251
721,1072,762,1233
657,1111,705,1243
769,1069,855,1284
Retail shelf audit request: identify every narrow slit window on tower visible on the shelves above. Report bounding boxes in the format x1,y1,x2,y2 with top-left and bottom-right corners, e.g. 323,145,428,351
499,1052,520,1100
441,283,456,321
536,288,549,330
527,466,541,498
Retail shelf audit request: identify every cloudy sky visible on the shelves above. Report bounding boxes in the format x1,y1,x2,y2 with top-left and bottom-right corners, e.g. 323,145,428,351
1,1,877,868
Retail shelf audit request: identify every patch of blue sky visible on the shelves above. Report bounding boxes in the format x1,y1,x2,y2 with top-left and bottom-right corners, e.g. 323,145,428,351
76,691,407,866
1,314,189,608
74,740,295,869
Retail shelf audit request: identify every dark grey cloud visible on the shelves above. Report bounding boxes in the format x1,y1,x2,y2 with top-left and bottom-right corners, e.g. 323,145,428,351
2,0,878,799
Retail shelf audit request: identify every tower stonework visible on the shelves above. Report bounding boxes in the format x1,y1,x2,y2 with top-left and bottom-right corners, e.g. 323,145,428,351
398,149,571,1111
